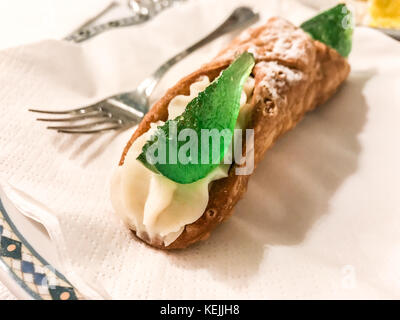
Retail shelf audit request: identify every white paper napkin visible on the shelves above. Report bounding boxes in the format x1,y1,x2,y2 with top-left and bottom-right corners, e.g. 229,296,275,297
1,0,400,299
0,0,112,50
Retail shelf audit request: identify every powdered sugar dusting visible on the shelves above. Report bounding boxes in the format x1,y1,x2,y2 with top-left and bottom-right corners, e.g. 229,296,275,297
215,17,313,70
255,61,303,101
250,20,310,66
271,29,309,62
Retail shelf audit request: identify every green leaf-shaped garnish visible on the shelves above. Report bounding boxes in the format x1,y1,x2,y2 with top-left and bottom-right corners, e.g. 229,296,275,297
137,52,255,184
301,3,353,57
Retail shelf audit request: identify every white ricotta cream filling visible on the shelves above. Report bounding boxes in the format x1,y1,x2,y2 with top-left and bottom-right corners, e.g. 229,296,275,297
111,75,255,246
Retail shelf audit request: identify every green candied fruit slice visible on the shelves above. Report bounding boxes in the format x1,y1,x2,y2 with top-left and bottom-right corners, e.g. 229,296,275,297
137,52,255,184
301,4,353,57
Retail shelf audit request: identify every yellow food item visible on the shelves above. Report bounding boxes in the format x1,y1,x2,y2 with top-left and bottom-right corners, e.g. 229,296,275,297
369,0,400,28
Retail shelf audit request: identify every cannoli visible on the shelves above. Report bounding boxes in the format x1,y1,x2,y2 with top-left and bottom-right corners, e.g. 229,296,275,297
111,5,352,249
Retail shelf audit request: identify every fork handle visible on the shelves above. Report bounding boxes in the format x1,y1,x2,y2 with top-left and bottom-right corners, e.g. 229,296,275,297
135,6,259,98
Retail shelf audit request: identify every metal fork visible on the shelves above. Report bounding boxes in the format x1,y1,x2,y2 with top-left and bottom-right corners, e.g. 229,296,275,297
29,7,259,134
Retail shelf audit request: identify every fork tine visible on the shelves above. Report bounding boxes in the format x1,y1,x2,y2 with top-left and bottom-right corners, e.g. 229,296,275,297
29,105,101,115
46,119,120,130
36,112,109,122
57,125,123,134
